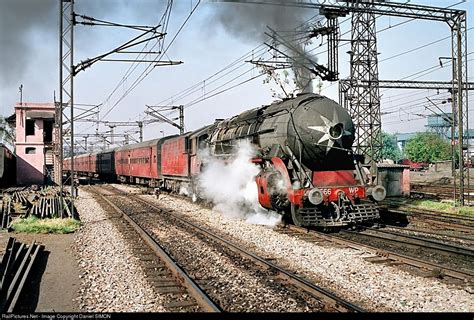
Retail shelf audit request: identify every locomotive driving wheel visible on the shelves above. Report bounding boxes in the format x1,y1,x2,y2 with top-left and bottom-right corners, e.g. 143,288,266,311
291,204,304,227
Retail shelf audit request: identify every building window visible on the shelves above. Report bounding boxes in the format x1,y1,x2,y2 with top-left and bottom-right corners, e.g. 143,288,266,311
26,147,36,154
43,119,53,143
26,119,35,136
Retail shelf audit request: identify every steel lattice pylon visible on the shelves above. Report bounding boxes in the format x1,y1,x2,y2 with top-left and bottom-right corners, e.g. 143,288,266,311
346,3,381,170
56,0,75,215
450,11,470,205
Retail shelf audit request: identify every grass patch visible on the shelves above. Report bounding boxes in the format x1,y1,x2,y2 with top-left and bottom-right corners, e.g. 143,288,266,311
409,199,474,217
11,216,81,234
459,206,474,216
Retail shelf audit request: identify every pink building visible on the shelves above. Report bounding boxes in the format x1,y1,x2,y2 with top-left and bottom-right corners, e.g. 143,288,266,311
15,103,57,185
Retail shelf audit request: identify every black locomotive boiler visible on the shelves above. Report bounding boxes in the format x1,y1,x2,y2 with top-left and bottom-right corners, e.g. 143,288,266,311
208,93,386,227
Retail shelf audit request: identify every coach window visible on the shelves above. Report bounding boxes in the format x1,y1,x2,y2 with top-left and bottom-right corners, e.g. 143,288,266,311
26,119,35,136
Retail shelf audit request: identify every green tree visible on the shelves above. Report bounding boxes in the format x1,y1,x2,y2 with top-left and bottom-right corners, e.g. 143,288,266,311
404,132,452,163
380,132,402,161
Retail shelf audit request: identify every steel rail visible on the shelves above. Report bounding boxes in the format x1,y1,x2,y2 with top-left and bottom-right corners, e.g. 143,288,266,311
287,225,474,281
342,229,474,258
381,225,474,243
380,208,474,233
380,202,474,223
126,193,365,313
400,207,474,223
93,188,221,313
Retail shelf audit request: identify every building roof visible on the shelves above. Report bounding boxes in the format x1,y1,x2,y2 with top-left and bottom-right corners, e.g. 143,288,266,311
15,102,55,109
395,132,419,142
446,129,474,139
25,110,54,119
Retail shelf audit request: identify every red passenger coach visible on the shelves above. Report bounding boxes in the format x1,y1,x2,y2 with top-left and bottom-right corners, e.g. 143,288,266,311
160,134,193,192
75,153,91,174
161,135,191,177
115,139,160,185
115,146,130,178
63,157,71,171
89,153,97,174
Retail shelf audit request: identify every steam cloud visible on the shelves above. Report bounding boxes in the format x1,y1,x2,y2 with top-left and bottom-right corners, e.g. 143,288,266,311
0,0,167,106
209,0,318,93
197,140,281,226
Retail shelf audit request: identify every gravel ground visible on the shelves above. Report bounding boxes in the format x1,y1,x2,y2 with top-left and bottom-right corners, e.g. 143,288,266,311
110,184,473,312
73,188,166,312
111,193,325,312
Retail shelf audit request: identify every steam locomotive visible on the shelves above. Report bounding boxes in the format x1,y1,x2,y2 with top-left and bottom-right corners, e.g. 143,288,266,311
65,93,386,227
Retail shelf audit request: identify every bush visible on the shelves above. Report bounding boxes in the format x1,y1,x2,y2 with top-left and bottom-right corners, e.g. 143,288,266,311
381,132,402,161
404,132,451,163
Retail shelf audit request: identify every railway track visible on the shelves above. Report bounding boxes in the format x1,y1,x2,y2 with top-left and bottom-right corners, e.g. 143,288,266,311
410,183,474,201
90,187,221,312
343,227,474,258
381,225,474,246
95,185,365,312
380,206,474,233
278,225,473,283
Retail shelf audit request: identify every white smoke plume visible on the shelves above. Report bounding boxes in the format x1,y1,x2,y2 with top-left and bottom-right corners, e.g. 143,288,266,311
197,140,281,226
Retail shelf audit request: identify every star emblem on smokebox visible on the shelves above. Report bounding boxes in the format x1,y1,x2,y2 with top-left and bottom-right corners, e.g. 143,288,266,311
308,109,351,154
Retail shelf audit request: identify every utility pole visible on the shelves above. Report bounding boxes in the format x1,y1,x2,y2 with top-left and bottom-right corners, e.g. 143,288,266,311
179,105,184,135
59,0,74,217
138,121,143,142
109,125,115,145
19,85,23,106
145,105,185,134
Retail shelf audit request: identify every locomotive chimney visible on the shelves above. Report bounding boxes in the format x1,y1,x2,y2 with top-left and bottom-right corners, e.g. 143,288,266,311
300,79,314,94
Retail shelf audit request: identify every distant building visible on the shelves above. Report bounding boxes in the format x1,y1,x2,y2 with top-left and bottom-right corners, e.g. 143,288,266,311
14,103,57,185
426,113,452,138
394,132,419,152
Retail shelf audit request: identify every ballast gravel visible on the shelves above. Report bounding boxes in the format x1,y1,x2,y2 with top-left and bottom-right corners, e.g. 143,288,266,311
73,189,166,312
111,184,473,312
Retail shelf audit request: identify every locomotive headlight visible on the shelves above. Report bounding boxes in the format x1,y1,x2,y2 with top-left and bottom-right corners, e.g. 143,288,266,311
368,185,386,202
307,188,324,205
329,123,344,140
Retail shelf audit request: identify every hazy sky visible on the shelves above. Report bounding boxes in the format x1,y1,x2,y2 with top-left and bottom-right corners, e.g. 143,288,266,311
0,0,472,149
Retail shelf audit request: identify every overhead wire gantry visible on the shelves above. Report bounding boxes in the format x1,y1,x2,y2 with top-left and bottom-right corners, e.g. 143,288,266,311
57,0,182,214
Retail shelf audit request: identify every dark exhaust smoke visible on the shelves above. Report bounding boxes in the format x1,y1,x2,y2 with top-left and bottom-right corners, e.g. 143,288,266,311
209,0,319,93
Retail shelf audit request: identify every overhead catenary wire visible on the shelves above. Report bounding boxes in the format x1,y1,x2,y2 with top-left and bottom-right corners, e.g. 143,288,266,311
81,0,469,140
149,11,346,111
99,0,201,121
99,1,174,111
77,1,175,135
148,5,467,128
124,1,464,122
